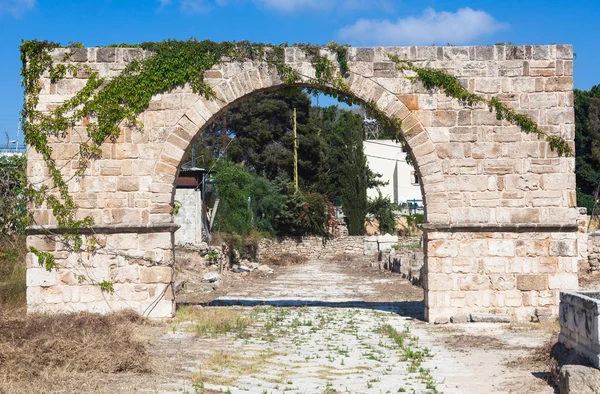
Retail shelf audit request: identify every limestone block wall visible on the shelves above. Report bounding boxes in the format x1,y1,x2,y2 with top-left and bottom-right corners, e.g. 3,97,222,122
26,43,582,320
425,229,583,322
257,236,367,261
26,231,174,317
559,291,600,368
588,233,600,272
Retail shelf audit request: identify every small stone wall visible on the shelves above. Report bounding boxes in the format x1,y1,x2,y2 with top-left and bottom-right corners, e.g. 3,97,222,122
257,236,366,261
559,291,600,368
588,233,600,272
383,245,425,286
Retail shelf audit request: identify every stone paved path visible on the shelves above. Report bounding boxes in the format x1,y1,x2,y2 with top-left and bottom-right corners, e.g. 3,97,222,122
146,260,555,394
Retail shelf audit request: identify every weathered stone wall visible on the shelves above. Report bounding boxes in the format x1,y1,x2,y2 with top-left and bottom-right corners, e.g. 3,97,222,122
27,44,582,320
426,226,585,322
587,233,600,272
26,231,174,317
559,291,600,368
257,236,367,261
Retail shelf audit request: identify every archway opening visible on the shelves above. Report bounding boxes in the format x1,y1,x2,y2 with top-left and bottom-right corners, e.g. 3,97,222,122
169,85,428,319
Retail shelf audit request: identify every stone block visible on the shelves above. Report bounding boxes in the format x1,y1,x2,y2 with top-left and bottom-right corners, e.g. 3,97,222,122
139,266,172,284
470,312,511,323
489,240,515,257
517,274,548,291
27,268,58,287
459,275,490,291
97,48,116,62
450,314,469,323
427,273,454,291
558,365,600,394
551,240,577,257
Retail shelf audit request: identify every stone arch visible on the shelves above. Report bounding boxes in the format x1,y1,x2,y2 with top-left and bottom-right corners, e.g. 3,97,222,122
155,72,448,224
26,44,584,322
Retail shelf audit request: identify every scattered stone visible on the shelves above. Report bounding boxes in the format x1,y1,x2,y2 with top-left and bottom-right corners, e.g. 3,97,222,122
434,316,450,324
232,265,250,273
202,272,219,282
257,264,274,274
197,242,209,253
470,312,510,323
558,365,600,394
450,315,469,324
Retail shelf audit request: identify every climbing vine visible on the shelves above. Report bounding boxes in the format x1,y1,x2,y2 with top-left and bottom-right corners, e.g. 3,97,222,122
389,55,573,156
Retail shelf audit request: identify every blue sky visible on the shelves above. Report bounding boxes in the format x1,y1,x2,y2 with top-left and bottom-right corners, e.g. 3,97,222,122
1,0,598,143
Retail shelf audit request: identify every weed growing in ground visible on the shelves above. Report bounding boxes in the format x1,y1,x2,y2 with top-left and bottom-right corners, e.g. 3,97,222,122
175,306,254,337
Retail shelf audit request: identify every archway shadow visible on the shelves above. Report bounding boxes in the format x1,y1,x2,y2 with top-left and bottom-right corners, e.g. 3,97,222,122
180,299,425,321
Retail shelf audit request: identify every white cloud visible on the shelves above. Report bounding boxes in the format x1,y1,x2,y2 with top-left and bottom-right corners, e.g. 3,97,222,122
338,7,508,46
0,0,35,17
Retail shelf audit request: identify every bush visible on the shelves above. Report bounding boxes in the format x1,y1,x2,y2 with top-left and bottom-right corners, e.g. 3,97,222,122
275,191,338,237
0,155,28,236
367,192,398,235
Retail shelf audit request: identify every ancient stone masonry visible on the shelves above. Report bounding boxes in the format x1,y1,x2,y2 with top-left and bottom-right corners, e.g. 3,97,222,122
27,44,583,320
257,236,368,261
587,232,600,272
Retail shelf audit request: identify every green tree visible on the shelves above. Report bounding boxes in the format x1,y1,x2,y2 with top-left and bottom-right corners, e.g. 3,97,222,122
186,89,328,189
324,110,368,235
575,85,600,212
213,161,254,236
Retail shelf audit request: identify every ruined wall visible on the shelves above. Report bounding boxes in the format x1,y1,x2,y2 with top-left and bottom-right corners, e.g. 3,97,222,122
587,233,600,272
27,44,582,320
257,236,367,261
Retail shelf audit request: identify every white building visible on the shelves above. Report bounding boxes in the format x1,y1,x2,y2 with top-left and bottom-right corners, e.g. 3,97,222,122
363,140,422,205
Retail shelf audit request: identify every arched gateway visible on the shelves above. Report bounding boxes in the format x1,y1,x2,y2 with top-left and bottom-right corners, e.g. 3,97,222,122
26,44,585,322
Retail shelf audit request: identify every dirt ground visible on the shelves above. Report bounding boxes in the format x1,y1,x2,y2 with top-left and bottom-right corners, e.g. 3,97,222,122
1,254,562,393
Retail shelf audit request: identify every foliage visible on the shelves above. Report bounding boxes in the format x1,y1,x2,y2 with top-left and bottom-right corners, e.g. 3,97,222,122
574,85,600,210
401,213,424,236
389,56,573,156
250,175,286,236
324,110,368,235
0,155,28,235
367,192,399,235
213,160,254,236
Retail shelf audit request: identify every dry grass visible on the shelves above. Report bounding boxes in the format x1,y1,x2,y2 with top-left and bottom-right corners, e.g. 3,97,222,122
0,237,158,393
0,310,152,393
0,236,27,308
262,252,308,266
508,321,560,335
175,305,255,336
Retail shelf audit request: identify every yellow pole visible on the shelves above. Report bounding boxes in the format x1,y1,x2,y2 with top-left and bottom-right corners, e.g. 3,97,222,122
293,107,298,192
